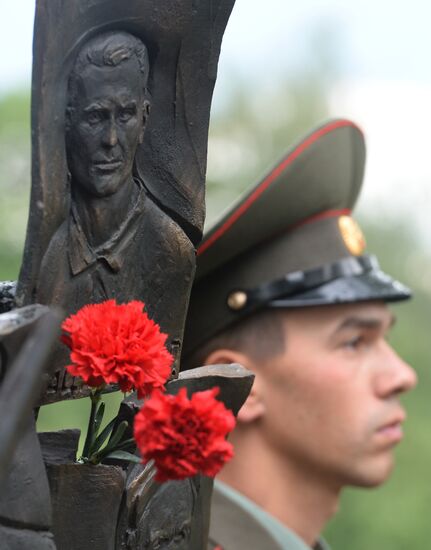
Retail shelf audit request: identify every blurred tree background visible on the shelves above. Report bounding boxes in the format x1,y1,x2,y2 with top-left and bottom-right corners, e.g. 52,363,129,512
1,21,430,549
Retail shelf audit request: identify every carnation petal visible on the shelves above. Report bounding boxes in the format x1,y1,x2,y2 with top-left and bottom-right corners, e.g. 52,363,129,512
133,387,235,482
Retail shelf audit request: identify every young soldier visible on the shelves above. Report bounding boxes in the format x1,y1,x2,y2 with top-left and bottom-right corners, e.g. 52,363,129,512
182,120,417,550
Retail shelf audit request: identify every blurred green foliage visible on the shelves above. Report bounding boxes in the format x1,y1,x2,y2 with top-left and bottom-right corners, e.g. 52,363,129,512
0,48,430,549
0,91,30,279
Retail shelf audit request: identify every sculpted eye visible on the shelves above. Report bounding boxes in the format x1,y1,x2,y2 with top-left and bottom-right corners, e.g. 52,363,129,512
173,529,186,542
152,536,167,549
86,110,103,124
118,108,136,122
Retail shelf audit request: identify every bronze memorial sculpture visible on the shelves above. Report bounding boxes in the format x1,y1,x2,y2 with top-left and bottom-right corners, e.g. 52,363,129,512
15,0,245,403
0,1,255,549
35,31,196,390
37,32,194,366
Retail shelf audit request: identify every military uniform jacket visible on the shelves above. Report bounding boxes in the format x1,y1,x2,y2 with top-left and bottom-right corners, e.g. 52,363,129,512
208,481,330,550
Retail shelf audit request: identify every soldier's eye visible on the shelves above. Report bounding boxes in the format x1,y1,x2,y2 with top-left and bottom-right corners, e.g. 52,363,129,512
343,335,365,349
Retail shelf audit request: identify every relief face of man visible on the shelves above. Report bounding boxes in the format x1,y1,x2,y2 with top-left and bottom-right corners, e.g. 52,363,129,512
66,32,149,199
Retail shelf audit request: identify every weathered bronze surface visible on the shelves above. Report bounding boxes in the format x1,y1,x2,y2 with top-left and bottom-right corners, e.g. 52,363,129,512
17,0,236,404
47,463,126,550
0,306,60,549
0,305,60,480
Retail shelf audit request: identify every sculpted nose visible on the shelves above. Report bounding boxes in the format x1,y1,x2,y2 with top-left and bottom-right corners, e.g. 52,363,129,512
375,342,417,398
103,119,118,148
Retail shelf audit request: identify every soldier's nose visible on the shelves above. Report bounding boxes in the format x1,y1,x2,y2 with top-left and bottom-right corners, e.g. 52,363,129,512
375,342,417,397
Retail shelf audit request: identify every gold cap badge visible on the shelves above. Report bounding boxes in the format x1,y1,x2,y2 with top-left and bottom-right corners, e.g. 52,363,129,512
338,216,366,256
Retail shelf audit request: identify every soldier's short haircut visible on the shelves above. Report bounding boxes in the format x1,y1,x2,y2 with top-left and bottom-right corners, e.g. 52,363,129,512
182,308,287,371
68,31,150,111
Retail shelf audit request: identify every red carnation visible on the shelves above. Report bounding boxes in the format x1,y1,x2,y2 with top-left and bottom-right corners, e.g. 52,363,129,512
134,387,235,482
61,300,172,397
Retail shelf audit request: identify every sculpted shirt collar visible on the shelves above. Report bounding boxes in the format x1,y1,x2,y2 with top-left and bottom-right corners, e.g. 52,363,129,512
68,180,146,276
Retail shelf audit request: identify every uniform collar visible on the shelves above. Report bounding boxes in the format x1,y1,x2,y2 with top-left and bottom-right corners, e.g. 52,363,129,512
211,480,330,550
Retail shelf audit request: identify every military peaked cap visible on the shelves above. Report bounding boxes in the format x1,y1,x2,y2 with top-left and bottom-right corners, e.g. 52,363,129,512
183,119,411,358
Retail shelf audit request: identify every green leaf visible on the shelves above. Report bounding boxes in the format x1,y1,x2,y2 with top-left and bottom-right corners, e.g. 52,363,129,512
89,416,117,455
93,402,105,441
116,437,136,451
95,421,130,461
82,392,102,459
103,450,142,464
105,420,128,452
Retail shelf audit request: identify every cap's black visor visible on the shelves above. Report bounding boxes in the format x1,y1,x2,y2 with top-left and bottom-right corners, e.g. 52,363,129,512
242,255,411,310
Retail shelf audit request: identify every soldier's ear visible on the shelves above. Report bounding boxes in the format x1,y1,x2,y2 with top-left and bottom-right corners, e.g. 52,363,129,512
236,378,265,424
202,349,265,424
203,349,250,371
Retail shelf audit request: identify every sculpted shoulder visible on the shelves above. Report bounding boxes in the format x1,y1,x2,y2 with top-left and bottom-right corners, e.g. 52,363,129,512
142,192,196,264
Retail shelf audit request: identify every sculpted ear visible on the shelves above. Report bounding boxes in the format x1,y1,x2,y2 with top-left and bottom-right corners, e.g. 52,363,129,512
202,349,265,424
65,106,73,133
140,99,151,143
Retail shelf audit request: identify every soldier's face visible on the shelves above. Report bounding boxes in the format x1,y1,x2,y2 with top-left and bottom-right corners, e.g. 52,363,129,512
66,60,145,198
256,302,416,489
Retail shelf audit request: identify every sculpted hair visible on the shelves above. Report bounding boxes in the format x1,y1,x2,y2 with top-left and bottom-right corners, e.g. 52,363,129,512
67,31,150,112
182,308,286,371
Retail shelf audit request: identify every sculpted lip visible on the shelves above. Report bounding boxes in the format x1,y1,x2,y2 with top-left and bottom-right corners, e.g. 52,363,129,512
92,160,122,172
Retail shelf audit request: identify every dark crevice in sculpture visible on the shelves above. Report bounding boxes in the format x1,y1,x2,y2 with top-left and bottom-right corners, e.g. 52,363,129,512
0,516,52,533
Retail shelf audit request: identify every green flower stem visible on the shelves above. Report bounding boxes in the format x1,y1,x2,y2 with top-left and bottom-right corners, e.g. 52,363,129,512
82,389,102,460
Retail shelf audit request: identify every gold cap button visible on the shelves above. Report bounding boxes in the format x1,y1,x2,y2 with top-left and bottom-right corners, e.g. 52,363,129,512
227,291,248,311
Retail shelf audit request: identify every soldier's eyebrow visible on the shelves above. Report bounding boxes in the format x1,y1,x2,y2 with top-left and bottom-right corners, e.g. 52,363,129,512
334,313,396,333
